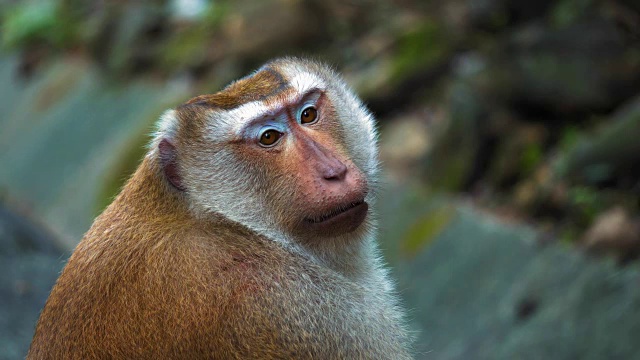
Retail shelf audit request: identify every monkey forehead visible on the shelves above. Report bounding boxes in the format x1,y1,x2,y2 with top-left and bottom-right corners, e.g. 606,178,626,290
185,68,288,110
185,63,326,110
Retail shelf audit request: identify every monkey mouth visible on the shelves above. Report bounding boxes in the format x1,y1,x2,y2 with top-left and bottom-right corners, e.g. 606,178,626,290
305,201,365,223
303,200,368,236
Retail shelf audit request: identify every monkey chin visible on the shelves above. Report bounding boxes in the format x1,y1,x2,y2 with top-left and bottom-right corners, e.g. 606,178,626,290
300,200,369,238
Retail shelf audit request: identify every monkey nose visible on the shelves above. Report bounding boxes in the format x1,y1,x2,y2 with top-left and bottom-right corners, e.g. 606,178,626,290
322,160,348,181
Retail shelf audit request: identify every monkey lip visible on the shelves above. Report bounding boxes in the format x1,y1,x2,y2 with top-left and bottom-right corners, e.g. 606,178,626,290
303,201,368,235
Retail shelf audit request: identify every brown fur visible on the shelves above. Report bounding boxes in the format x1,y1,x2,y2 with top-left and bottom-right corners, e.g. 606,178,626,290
28,158,410,359
185,67,289,110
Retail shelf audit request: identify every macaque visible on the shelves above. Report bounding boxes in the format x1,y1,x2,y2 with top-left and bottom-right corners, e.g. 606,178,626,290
28,58,412,359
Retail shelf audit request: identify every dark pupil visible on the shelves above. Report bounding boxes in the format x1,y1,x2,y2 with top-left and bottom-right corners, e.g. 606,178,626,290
261,130,279,145
302,107,316,123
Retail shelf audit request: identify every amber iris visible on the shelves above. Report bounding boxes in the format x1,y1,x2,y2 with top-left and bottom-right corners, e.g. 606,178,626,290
259,129,282,146
300,106,318,124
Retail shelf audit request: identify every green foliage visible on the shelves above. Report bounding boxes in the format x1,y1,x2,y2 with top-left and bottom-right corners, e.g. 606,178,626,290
160,25,214,72
559,226,580,244
402,206,456,257
1,0,76,49
559,126,581,152
520,143,543,176
553,125,581,177
550,0,595,28
392,20,450,80
568,186,602,225
160,1,228,71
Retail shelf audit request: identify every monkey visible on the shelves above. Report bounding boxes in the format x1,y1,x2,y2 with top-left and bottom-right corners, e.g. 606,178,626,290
28,58,413,359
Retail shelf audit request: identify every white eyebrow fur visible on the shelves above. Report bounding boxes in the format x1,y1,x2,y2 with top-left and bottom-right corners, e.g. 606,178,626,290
223,70,327,135
287,71,326,95
226,101,273,134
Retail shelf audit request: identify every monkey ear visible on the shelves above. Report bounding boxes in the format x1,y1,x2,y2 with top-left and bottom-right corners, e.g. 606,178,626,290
158,138,186,191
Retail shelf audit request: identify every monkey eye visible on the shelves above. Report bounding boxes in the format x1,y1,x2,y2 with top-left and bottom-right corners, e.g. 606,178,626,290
258,129,282,147
300,106,318,124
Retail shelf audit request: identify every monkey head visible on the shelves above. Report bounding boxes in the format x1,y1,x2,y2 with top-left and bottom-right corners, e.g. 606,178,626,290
153,58,379,246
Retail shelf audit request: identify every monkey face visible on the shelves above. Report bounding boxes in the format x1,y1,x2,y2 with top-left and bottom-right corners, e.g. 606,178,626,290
233,87,370,239
155,58,379,244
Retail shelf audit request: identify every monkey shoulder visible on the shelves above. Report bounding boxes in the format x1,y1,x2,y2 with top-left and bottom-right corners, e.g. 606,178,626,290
206,244,410,358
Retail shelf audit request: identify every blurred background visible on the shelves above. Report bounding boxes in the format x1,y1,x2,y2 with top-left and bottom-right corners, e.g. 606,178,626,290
1,0,640,358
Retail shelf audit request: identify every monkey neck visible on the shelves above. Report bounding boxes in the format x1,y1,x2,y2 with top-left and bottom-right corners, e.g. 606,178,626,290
296,231,380,282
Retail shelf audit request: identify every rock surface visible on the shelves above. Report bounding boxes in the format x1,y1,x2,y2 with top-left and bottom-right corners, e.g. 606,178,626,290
379,186,640,359
0,55,189,247
0,202,65,360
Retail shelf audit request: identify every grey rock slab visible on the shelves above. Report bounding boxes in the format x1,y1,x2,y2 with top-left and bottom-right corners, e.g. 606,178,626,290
0,54,188,246
0,202,66,360
378,185,640,360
